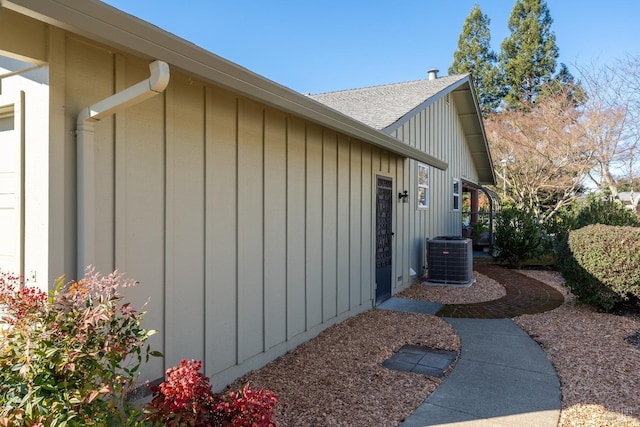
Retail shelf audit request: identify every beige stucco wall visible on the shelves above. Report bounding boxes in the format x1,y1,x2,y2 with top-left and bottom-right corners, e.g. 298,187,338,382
1,10,414,390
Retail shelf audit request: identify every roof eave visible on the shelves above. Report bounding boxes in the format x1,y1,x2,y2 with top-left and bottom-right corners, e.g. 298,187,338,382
2,0,447,170
454,75,496,185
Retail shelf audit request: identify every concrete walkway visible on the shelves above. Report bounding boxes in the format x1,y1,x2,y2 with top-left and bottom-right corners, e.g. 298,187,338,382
379,265,563,427
401,318,561,427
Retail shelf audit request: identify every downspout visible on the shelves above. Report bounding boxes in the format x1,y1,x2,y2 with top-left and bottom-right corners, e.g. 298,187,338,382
76,60,170,279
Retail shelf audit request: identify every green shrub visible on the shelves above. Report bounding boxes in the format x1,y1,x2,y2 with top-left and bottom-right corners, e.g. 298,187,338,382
494,206,546,268
556,224,640,311
575,195,639,229
545,202,580,244
0,269,159,426
546,196,638,245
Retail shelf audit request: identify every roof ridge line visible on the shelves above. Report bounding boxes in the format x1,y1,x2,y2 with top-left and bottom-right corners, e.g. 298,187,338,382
309,73,468,96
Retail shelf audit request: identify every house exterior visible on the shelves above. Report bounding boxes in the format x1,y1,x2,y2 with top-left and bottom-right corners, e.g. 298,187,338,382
311,71,495,275
616,192,640,215
0,0,493,393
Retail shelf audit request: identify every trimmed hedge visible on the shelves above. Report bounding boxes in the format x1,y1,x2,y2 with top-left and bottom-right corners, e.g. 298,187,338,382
557,224,640,311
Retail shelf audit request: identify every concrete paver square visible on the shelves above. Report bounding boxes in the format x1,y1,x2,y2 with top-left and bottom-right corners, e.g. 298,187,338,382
382,345,457,378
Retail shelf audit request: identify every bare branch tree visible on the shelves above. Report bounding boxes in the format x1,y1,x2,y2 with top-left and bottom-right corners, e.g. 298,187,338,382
575,55,640,208
486,88,595,223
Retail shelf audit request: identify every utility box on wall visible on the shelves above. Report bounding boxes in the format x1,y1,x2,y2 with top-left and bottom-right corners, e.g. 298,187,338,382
426,236,474,287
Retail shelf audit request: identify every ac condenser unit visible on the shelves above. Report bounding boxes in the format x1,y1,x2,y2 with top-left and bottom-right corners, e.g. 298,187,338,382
426,236,475,287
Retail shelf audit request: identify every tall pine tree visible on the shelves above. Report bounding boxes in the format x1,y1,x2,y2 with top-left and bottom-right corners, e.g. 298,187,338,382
449,4,502,116
499,0,559,109
539,63,585,107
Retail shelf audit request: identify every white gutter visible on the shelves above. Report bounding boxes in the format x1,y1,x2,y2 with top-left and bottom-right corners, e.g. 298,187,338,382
76,60,169,278
3,0,447,170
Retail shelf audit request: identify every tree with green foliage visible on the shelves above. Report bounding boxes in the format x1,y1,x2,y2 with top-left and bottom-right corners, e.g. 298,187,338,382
539,63,585,106
575,194,639,228
449,4,503,115
499,0,559,109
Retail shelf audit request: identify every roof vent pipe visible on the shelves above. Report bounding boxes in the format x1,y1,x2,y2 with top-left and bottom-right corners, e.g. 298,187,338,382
428,68,439,80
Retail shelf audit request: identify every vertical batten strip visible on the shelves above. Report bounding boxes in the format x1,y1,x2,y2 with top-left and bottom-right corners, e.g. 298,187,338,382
47,27,68,284
360,144,372,304
321,129,325,322
305,124,322,329
161,81,167,373
337,134,349,314
334,134,340,315
163,78,175,370
285,115,289,342
111,54,125,272
202,85,207,370
349,139,362,309
285,116,306,339
262,108,266,353
303,123,308,331
234,96,239,366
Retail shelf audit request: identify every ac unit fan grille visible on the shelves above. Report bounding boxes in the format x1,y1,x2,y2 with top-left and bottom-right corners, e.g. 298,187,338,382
426,237,474,286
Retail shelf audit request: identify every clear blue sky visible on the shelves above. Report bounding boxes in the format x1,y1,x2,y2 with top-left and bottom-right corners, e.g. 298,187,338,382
102,1,638,94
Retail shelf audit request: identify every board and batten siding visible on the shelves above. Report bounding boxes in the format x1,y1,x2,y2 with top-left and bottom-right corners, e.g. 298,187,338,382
390,94,480,276
47,33,408,388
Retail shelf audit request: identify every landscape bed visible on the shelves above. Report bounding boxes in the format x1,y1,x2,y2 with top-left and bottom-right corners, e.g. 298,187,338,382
228,270,640,426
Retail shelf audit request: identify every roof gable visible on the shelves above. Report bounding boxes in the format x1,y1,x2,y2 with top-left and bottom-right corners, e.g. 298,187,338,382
310,75,496,185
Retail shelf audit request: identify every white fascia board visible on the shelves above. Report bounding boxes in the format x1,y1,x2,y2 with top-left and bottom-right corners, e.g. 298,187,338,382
3,0,447,170
463,74,496,185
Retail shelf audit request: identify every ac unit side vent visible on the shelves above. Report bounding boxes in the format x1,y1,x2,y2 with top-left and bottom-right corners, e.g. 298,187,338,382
426,236,474,287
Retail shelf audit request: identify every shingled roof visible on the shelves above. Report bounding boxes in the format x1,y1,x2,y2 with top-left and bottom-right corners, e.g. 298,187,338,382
309,74,495,185
309,75,467,130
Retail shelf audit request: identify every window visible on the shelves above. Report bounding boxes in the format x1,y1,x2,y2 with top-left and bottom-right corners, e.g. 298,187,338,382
453,178,460,211
417,163,429,209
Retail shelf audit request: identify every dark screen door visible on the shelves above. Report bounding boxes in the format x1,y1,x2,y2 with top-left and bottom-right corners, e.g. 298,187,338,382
375,176,393,304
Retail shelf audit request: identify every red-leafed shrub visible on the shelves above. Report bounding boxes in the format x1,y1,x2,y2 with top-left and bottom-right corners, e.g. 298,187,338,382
0,268,278,426
146,360,278,427
146,359,219,426
215,383,278,427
